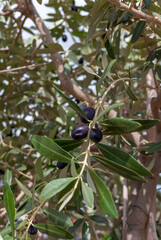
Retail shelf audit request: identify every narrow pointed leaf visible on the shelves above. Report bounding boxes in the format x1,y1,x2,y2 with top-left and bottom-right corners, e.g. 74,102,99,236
35,157,45,181
15,178,32,198
100,118,141,134
53,139,84,151
96,143,152,177
43,208,73,227
83,66,100,78
131,21,146,43
90,215,108,224
124,82,138,101
81,181,94,209
145,141,161,154
3,183,15,237
40,177,75,201
52,83,88,121
31,135,72,163
97,59,116,94
82,221,91,240
96,103,124,122
88,168,118,218
92,155,146,182
4,170,12,186
35,223,74,239
68,219,84,233
132,119,159,131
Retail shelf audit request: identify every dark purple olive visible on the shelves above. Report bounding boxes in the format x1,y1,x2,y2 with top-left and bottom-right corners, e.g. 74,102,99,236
90,128,103,143
78,57,84,64
80,103,87,111
71,5,78,11
62,34,67,42
80,107,95,123
57,162,68,169
71,125,89,140
28,225,37,235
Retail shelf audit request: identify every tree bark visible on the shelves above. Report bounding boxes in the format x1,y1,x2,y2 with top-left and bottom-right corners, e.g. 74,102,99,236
123,70,161,240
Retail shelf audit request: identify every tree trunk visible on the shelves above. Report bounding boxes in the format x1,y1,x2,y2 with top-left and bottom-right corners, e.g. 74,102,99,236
123,70,161,240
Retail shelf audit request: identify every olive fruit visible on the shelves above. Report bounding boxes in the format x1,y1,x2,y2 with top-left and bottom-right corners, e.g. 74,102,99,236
28,224,37,235
71,5,78,11
62,34,67,42
78,57,84,64
57,162,68,169
90,128,103,143
80,107,95,123
71,125,89,140
80,103,87,111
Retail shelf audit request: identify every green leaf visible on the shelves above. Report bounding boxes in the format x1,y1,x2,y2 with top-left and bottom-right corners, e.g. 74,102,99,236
97,59,116,94
96,143,153,177
146,46,161,61
131,21,146,43
83,66,100,78
3,183,15,237
15,178,32,198
90,215,108,224
96,103,124,122
35,223,74,239
82,221,91,240
145,142,161,154
132,119,159,131
31,135,72,163
40,177,75,201
100,118,141,134
53,139,84,151
88,168,118,218
35,157,45,181
4,170,12,186
52,83,88,121
81,181,94,209
68,219,84,233
46,43,64,53
43,208,73,227
124,82,138,101
143,0,151,9
92,154,147,182
7,149,19,154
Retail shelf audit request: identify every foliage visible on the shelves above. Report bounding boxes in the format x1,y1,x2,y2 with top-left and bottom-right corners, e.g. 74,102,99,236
0,0,161,239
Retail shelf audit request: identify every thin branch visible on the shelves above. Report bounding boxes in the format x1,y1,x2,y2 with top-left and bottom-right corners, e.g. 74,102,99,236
13,15,27,45
0,62,52,74
106,0,161,26
16,0,94,105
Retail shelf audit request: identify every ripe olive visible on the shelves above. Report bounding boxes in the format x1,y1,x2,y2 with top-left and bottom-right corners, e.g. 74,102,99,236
57,162,68,169
78,57,84,64
71,5,78,11
71,125,89,140
28,225,37,235
62,34,67,42
80,107,95,123
90,128,103,143
80,103,87,111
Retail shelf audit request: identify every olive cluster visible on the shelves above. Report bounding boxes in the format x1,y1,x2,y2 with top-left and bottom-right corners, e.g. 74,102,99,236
71,104,103,143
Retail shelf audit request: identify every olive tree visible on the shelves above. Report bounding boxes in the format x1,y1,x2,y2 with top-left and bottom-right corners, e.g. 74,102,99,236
0,0,161,239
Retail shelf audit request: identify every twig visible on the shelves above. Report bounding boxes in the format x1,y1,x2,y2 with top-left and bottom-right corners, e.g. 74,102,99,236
0,62,52,74
106,0,161,26
0,141,31,156
13,15,27,45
